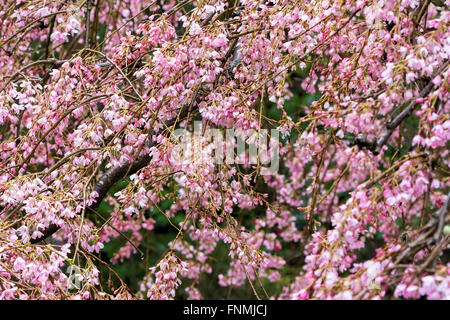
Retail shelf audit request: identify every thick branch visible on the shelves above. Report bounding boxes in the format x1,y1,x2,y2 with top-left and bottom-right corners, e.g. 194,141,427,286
354,60,449,154
30,28,244,244
85,0,92,49
30,104,191,244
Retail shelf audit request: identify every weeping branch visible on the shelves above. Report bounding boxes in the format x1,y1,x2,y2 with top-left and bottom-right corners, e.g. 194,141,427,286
30,105,190,244
354,60,449,155
30,30,244,244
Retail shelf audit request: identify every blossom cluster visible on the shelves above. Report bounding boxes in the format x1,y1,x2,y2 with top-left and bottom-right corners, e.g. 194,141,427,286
0,0,449,300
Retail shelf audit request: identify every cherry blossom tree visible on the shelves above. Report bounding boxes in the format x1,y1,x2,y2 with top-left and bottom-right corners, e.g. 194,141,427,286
0,0,449,300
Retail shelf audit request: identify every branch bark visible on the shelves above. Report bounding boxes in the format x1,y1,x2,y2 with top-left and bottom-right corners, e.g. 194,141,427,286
354,60,449,155
30,105,190,244
30,26,244,244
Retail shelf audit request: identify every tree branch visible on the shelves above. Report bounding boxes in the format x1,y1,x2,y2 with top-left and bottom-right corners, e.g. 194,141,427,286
30,104,191,244
30,30,245,244
354,60,449,155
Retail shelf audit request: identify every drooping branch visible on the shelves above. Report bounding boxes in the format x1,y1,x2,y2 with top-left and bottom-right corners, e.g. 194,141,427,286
30,105,190,244
29,32,245,244
355,191,450,299
1,58,66,92
354,60,449,155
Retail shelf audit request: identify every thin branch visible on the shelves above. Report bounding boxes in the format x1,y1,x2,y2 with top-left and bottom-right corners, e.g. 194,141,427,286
1,58,66,92
434,191,450,242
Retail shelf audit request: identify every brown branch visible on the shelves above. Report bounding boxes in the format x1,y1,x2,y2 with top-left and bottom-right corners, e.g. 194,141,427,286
30,104,191,244
29,29,245,244
1,58,66,92
434,191,450,242
354,60,449,155
85,0,92,49
356,192,450,299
